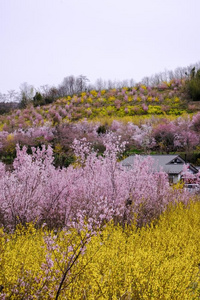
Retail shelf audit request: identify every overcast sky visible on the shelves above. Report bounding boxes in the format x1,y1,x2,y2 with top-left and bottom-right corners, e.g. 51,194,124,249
0,0,200,93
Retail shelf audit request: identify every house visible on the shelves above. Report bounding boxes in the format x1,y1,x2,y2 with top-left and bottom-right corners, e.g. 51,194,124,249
121,154,199,184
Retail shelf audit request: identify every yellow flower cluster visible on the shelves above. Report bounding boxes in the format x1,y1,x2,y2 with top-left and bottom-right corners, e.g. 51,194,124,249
1,202,200,299
68,202,200,299
0,224,48,298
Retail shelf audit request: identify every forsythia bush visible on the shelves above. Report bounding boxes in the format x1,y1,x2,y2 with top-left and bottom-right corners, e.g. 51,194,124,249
1,201,200,299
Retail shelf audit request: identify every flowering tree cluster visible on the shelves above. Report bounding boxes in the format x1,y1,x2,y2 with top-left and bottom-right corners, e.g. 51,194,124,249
1,111,200,166
0,78,188,131
0,134,190,230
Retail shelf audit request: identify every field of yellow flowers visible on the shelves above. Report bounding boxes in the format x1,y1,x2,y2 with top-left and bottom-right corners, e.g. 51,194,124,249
1,201,200,299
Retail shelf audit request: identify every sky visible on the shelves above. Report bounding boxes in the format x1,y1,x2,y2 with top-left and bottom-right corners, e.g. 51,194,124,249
0,0,200,94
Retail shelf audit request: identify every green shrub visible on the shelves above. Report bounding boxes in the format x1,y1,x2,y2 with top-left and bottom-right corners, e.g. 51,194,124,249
187,69,200,101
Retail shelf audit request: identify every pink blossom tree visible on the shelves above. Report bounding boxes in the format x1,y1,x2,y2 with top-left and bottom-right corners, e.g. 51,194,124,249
0,133,191,230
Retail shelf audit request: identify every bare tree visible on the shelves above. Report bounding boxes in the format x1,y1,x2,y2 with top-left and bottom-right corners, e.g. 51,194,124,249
19,82,35,108
168,70,175,81
0,92,8,103
141,76,150,86
76,75,89,93
129,78,135,87
107,79,114,89
58,75,89,96
95,78,104,91
7,90,19,102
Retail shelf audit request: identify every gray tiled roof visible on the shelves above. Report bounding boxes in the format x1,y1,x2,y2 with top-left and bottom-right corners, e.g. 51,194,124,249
121,155,186,174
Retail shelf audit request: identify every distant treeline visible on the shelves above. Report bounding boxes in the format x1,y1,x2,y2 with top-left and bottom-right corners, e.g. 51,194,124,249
0,101,18,114
0,61,200,112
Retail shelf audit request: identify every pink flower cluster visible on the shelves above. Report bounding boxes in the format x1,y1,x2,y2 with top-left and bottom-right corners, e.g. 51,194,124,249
0,133,190,230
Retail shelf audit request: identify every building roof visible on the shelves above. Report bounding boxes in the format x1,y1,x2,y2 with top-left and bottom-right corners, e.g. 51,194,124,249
121,154,198,175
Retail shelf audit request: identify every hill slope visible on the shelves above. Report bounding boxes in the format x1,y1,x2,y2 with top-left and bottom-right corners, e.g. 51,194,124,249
1,78,200,166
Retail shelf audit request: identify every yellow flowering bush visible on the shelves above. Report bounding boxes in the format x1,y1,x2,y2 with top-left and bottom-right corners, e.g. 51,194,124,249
1,202,200,299
66,201,200,299
174,97,180,103
90,90,98,97
148,105,163,115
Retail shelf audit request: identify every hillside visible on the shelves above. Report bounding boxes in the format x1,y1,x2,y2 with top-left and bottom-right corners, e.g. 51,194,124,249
1,77,200,166
0,78,191,128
